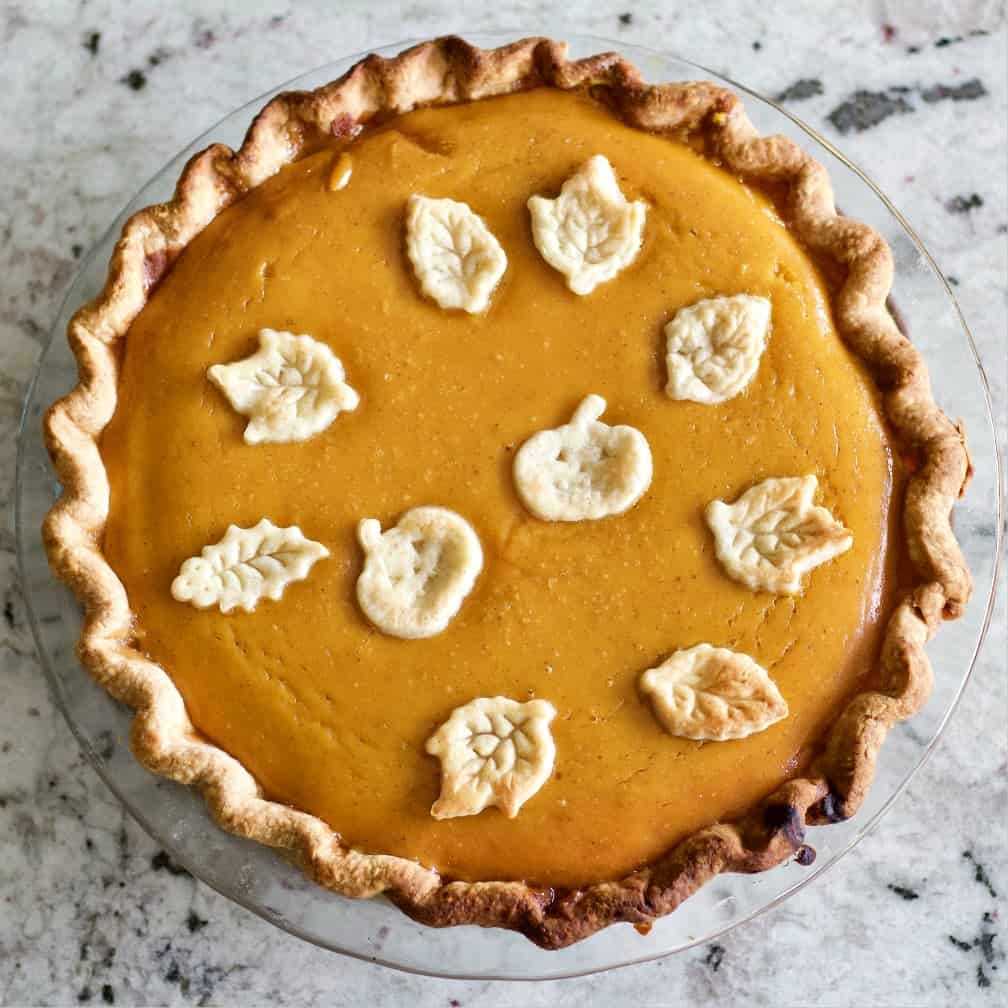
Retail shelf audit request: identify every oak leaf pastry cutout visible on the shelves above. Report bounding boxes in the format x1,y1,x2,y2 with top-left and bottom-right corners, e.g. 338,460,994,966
207,329,360,444
639,644,788,741
405,195,508,313
665,294,772,404
513,394,653,521
528,154,647,295
425,696,557,819
171,519,329,614
706,475,853,594
356,506,483,639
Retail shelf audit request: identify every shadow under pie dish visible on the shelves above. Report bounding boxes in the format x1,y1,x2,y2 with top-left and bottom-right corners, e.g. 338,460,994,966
41,36,973,949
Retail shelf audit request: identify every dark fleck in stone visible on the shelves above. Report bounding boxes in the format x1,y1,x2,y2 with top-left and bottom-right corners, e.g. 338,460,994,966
28,707,39,717
95,730,115,761
889,85,912,94
165,961,181,984
978,913,998,964
85,837,93,850
269,14,286,26
83,32,101,56
946,194,984,214
887,883,920,901
121,69,147,91
763,803,804,846
619,12,633,25
78,988,92,1004
935,35,963,48
705,944,725,971
148,48,170,67
752,40,762,51
907,45,921,54
828,89,913,134
921,79,988,103
964,851,998,898
3,599,13,627
101,985,114,1005
195,27,216,50
795,845,816,866
978,965,992,988
186,910,209,933
882,23,897,43
151,851,190,876
72,243,83,259
947,275,960,286
775,78,823,103
950,935,973,951
449,1001,462,1008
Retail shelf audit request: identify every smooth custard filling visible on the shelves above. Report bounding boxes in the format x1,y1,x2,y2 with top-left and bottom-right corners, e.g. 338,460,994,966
102,88,901,887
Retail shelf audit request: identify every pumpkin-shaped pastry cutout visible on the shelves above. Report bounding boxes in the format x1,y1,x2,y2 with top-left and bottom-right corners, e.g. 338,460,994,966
513,394,653,521
356,506,483,639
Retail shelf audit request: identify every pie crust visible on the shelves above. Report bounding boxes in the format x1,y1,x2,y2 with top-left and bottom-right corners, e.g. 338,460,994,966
42,36,972,948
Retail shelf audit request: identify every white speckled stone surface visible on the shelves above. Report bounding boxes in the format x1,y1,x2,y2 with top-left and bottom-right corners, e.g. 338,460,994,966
1,1,1005,1005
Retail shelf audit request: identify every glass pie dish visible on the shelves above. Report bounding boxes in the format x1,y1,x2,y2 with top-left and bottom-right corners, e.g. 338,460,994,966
16,33,1003,979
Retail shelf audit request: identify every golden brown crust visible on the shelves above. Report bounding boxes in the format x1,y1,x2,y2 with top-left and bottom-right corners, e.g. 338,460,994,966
43,36,972,948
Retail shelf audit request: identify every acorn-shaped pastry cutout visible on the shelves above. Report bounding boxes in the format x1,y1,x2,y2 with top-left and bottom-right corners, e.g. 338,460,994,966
513,394,653,521
356,506,483,639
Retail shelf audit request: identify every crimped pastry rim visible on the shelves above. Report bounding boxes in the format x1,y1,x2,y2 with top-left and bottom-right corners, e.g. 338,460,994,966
41,36,972,949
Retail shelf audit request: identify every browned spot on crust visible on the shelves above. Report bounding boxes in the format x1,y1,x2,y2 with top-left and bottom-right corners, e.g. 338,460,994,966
142,250,168,292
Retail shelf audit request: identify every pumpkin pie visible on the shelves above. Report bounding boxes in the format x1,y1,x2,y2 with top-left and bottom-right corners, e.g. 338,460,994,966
43,37,972,948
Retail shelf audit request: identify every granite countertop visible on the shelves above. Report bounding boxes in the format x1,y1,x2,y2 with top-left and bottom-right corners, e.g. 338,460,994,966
1,2,1004,1005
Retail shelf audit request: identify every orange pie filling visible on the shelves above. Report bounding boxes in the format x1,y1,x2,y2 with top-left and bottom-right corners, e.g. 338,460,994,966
101,88,904,887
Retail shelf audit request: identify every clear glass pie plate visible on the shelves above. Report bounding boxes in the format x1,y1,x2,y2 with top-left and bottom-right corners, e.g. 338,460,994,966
15,34,1003,980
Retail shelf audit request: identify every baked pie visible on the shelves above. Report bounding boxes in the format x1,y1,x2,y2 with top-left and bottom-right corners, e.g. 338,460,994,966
43,37,971,948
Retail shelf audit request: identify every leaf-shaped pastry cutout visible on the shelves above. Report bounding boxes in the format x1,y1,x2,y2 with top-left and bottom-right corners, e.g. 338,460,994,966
640,644,788,741
405,195,508,313
207,329,360,444
425,696,557,819
171,519,329,614
528,154,647,295
513,394,653,521
705,475,853,594
356,506,483,639
665,294,772,403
